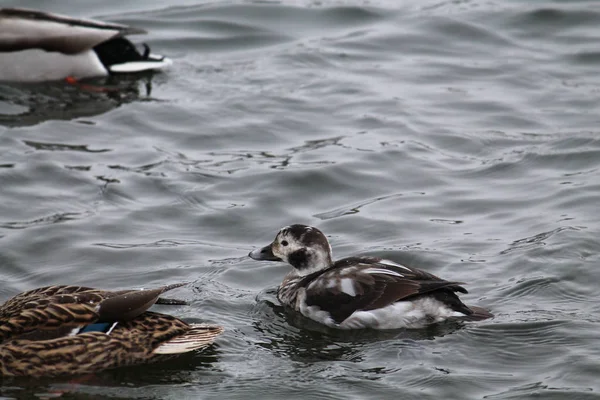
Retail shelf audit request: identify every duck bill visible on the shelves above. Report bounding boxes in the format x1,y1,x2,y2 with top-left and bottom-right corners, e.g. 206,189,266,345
249,243,281,261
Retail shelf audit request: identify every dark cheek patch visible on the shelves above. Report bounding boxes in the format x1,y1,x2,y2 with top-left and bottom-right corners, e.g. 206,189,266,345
288,248,310,270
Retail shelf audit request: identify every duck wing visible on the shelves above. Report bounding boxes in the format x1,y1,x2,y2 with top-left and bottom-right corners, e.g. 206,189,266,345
0,8,146,54
0,283,186,342
302,257,469,324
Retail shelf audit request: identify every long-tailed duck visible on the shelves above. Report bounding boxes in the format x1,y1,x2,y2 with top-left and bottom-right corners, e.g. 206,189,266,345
249,224,493,330
0,8,171,82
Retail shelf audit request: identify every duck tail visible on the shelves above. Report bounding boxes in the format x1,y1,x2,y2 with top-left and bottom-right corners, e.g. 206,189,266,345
460,305,494,321
155,297,189,306
153,324,224,355
156,282,189,305
93,37,172,74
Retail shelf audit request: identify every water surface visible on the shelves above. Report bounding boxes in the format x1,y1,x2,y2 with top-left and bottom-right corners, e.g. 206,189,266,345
1,0,600,399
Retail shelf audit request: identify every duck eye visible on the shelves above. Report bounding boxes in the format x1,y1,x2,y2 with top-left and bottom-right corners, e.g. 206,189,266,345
281,240,289,246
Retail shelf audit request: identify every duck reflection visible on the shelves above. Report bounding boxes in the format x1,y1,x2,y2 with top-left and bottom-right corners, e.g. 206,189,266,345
0,73,158,128
100,344,223,384
0,342,222,398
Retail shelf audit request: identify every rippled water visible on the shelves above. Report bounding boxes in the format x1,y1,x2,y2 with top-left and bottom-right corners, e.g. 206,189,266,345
2,0,600,398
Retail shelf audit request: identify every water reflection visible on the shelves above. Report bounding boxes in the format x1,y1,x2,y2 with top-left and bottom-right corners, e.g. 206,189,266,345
0,74,159,128
314,193,405,220
501,227,579,254
100,347,223,385
200,136,349,174
22,140,111,152
0,211,94,230
0,346,222,398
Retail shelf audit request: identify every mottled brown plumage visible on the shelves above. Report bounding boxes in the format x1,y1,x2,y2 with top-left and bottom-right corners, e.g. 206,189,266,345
0,284,223,377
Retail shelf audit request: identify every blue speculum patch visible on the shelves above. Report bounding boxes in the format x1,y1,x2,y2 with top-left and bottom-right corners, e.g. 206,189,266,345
79,322,113,334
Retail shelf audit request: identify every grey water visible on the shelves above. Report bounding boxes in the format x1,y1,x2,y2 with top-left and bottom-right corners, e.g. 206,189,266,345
1,0,600,398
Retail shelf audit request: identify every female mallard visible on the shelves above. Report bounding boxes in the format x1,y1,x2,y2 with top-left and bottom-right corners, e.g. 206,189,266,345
0,283,223,377
0,8,172,82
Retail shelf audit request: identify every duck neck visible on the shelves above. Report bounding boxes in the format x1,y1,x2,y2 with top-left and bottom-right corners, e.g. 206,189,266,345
288,247,333,277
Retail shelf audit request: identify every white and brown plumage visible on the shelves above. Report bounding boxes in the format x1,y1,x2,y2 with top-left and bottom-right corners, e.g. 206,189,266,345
0,283,223,377
0,8,171,82
249,224,493,330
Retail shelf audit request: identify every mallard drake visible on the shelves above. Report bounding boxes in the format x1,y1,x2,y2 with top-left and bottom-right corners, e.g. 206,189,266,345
249,224,493,330
0,283,223,377
0,8,172,82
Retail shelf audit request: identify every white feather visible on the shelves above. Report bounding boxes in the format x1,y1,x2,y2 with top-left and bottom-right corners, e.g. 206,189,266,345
68,327,81,336
109,57,172,73
340,278,356,296
364,268,404,277
106,322,118,335
0,49,107,82
379,259,412,271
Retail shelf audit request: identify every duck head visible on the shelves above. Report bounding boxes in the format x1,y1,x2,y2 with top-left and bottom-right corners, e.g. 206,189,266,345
249,224,333,276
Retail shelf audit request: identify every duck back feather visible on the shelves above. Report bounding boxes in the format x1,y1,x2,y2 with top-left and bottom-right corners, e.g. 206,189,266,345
0,8,171,82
